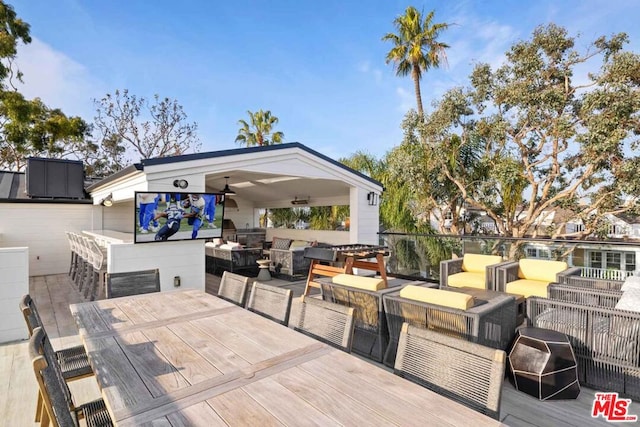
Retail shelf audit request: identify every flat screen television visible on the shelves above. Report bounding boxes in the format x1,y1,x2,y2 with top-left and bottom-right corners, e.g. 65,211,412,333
134,192,225,243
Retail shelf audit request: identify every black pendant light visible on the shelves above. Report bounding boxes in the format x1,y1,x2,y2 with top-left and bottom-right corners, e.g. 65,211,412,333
221,176,236,195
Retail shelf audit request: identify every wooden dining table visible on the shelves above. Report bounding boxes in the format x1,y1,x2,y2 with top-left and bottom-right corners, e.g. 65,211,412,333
70,289,504,426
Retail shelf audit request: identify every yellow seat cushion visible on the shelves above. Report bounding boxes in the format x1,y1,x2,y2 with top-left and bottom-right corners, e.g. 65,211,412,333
446,272,486,289
462,254,503,273
332,274,386,291
518,259,567,282
399,286,474,310
506,279,550,298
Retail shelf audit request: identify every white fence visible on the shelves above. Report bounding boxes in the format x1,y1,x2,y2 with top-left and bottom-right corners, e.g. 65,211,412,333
580,267,634,281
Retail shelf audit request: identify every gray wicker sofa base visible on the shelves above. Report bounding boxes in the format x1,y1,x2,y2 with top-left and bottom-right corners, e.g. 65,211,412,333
528,296,640,399
205,246,262,275
383,286,517,367
320,279,433,363
556,270,625,291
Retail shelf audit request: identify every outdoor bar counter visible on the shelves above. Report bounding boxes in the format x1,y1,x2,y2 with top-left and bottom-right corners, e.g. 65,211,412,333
81,229,205,292
83,229,134,245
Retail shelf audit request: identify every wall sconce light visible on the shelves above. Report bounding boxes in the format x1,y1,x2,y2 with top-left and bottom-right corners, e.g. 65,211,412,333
101,194,113,207
367,192,378,206
174,276,181,287
173,179,189,189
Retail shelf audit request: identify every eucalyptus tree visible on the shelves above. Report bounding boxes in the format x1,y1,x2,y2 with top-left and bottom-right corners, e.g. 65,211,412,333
391,24,640,254
382,7,450,118
235,109,284,147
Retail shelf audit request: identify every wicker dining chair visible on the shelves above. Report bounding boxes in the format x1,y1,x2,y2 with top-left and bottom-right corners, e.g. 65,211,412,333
105,268,160,299
289,296,355,352
245,281,293,325
29,327,113,427
217,271,251,306
394,323,506,420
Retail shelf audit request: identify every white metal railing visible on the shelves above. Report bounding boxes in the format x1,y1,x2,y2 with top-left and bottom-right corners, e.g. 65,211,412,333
580,267,634,281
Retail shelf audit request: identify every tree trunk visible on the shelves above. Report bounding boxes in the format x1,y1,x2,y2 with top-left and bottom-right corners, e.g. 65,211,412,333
412,66,424,118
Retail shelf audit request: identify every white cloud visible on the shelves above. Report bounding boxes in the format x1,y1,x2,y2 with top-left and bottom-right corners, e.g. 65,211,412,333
396,86,414,112
358,60,384,84
14,37,104,119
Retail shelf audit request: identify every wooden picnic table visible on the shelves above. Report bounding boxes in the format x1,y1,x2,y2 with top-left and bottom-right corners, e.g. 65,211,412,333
70,289,504,426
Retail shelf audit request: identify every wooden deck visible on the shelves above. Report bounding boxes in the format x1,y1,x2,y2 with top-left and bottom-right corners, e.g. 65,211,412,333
1,273,638,426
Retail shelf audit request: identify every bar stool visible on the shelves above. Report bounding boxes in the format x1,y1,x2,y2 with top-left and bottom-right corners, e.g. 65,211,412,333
87,240,108,301
65,232,77,279
76,236,93,296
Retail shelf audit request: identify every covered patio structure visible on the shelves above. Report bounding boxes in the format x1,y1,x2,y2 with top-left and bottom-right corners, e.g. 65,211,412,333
86,143,383,290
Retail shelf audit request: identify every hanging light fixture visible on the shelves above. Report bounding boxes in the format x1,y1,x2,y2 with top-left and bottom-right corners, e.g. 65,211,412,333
220,176,236,195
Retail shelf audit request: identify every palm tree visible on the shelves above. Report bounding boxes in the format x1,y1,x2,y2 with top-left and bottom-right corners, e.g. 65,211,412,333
235,109,284,147
382,7,450,117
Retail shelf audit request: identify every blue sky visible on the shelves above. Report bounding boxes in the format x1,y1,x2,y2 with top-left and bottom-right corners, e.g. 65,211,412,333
12,0,639,162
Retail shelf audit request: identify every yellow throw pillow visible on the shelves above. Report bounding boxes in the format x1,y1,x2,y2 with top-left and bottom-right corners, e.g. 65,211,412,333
332,274,386,291
518,259,567,282
399,286,474,310
462,253,503,273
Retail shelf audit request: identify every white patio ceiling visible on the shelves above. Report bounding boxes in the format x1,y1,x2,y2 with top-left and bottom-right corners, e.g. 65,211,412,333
204,171,351,206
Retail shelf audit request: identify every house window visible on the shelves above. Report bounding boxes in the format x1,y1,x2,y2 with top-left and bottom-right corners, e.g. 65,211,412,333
590,252,602,268
526,247,551,259
626,253,636,272
606,252,621,270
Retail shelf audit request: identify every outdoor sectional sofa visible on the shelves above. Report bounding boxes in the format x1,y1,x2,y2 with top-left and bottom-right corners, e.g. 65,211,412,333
528,281,640,399
205,242,261,275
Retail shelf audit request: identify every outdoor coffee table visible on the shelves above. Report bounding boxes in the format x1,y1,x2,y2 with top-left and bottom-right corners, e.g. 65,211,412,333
508,327,580,400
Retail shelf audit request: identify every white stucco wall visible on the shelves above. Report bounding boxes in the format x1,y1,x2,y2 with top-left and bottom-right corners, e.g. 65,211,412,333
108,240,205,291
349,187,380,245
103,200,135,232
0,203,100,276
0,247,29,343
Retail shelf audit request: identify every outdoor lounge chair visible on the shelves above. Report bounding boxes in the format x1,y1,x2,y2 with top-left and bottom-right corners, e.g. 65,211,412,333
394,323,506,420
245,281,293,325
320,273,433,362
440,253,512,290
289,296,355,352
383,285,517,367
29,327,112,427
495,258,577,298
